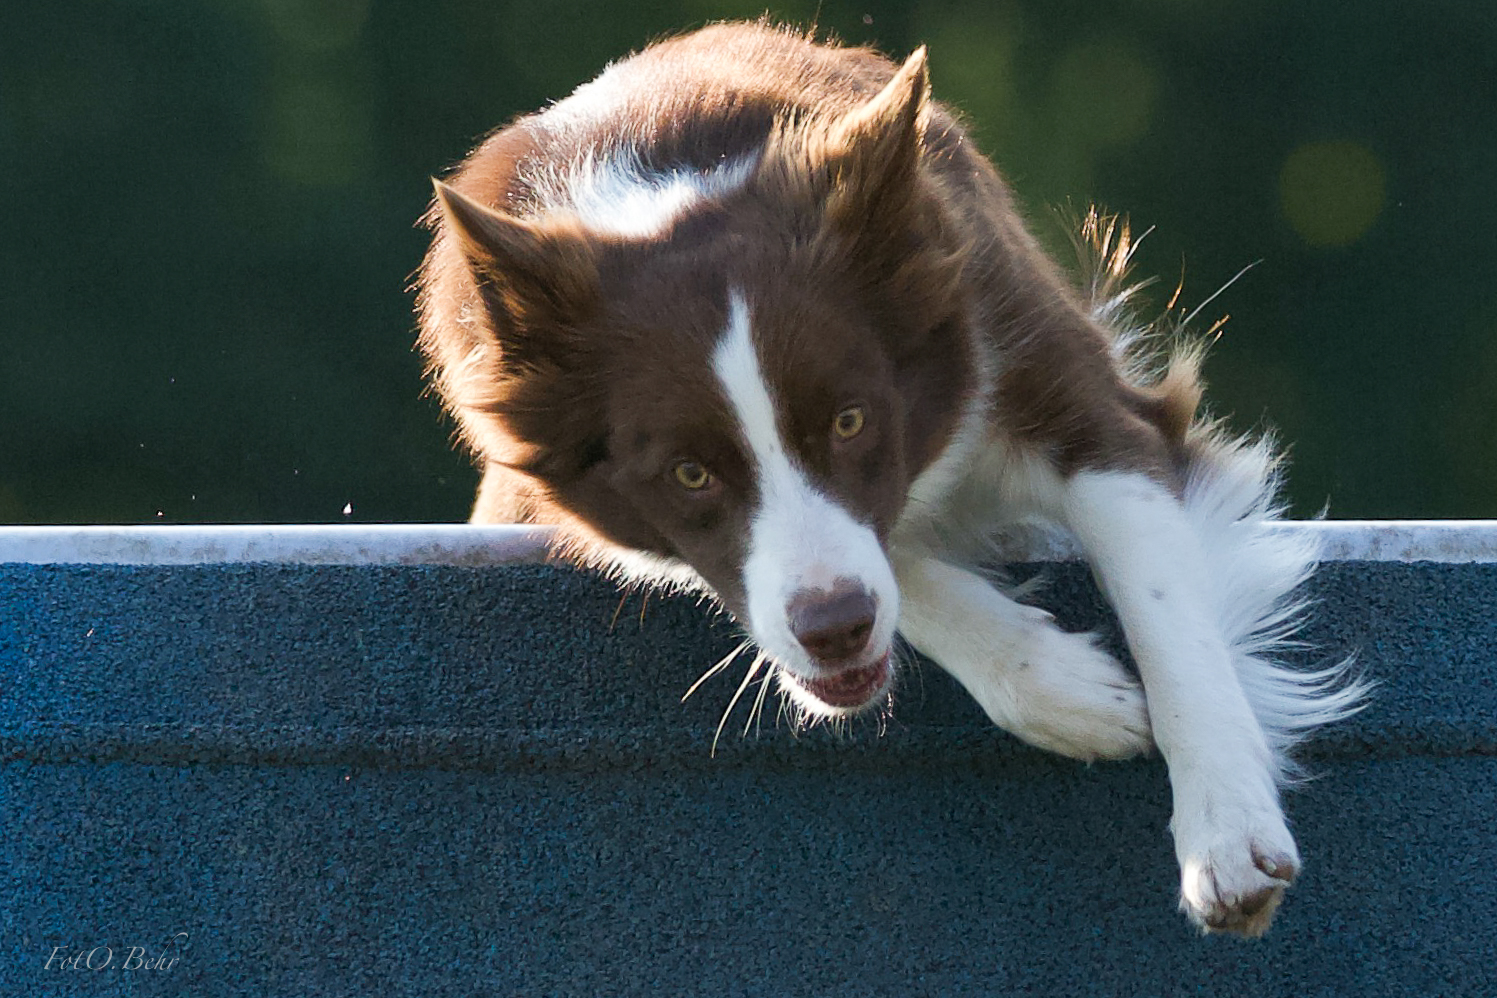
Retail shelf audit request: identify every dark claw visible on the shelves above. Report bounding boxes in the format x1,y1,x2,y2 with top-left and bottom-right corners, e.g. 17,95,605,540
1253,852,1299,883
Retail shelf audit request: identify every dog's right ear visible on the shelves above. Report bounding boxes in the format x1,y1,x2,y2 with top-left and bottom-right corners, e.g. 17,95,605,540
432,180,598,345
818,47,930,228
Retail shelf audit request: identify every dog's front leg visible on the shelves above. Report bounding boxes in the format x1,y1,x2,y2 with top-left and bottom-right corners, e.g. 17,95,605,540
1062,469,1298,936
893,551,1153,762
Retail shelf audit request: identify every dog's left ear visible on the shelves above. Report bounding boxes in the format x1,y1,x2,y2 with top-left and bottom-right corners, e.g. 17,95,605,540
818,46,930,225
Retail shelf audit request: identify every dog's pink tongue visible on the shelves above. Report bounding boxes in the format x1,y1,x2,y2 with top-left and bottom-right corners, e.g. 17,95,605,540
801,653,892,708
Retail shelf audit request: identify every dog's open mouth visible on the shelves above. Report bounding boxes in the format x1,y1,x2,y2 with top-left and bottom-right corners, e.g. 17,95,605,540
789,650,894,711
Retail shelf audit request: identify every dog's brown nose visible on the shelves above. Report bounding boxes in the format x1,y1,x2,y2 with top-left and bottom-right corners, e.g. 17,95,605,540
788,584,876,663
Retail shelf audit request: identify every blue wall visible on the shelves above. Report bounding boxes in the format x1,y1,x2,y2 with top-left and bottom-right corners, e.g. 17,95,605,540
4,560,1495,995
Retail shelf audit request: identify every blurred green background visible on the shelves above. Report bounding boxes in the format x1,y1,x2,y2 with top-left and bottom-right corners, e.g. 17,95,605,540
2,0,1493,524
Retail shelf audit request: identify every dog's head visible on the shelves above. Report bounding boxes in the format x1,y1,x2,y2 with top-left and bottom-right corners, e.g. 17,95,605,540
429,49,973,715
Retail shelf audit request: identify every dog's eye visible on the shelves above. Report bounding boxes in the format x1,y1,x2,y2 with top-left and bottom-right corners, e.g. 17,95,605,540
832,405,865,440
673,460,712,490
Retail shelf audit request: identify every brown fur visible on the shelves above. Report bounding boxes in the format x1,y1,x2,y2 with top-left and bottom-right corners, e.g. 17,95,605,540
415,22,1201,593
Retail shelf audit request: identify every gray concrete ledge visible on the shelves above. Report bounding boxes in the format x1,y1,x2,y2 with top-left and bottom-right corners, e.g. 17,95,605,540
0,523,553,565
3,519,1497,564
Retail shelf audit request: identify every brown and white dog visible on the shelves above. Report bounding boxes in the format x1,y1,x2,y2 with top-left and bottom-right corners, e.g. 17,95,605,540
416,22,1365,937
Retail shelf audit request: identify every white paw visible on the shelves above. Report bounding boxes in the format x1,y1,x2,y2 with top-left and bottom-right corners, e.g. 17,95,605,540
972,616,1154,762
1176,803,1301,937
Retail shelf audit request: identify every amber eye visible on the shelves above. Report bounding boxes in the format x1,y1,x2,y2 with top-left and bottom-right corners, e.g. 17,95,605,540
833,405,866,440
673,461,711,490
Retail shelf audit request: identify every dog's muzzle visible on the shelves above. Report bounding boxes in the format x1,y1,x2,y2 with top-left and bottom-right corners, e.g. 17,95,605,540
783,583,892,710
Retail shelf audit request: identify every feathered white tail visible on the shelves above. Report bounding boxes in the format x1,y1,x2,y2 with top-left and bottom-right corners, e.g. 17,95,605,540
1076,206,1371,782
1181,427,1371,783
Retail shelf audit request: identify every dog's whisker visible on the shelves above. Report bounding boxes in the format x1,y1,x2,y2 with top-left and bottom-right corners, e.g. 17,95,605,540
899,643,929,709
875,691,894,737
746,663,775,738
778,685,807,738
711,650,765,757
682,638,751,703
778,682,802,739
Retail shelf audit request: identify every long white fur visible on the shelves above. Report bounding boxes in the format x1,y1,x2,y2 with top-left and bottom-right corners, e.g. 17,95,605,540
1176,431,1369,780
1076,210,1367,782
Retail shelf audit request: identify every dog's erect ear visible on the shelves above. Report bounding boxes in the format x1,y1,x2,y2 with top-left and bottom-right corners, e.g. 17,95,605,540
818,47,930,224
432,179,597,340
431,180,602,467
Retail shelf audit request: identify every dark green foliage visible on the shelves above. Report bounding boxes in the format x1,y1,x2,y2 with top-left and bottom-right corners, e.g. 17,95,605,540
2,0,1493,522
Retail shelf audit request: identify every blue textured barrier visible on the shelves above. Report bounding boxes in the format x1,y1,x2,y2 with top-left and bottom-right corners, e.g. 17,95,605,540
2,526,1495,996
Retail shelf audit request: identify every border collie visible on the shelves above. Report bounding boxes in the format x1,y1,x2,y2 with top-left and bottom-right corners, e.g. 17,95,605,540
415,22,1365,937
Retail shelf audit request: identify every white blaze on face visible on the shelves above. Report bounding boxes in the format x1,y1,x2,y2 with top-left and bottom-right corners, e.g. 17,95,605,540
710,291,899,679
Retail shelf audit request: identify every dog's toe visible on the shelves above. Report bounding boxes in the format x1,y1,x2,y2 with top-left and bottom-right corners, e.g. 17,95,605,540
1179,829,1301,938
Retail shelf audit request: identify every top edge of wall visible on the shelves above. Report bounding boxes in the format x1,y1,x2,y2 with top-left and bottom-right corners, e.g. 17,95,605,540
2,521,1496,566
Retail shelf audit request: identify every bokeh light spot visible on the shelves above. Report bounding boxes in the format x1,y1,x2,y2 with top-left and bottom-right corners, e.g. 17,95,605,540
1050,37,1159,150
1279,140,1387,248
262,75,372,187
